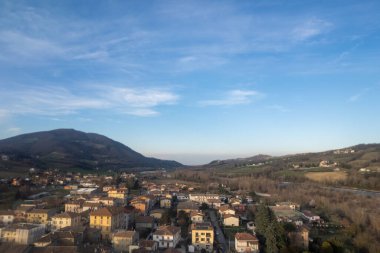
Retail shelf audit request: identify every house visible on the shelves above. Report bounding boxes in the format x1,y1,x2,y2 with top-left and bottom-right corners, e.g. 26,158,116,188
288,226,309,250
112,230,139,253
206,199,223,208
190,211,204,223
229,198,242,206
176,194,189,201
100,197,118,206
223,214,239,227
235,233,259,253
108,188,128,203
131,200,148,215
153,225,181,249
302,210,320,223
150,209,166,220
26,209,56,224
191,222,214,252
82,202,102,212
90,206,125,239
177,201,199,215
0,210,15,225
0,223,45,245
51,212,81,231
189,194,219,204
219,205,235,217
139,239,158,252
276,202,300,211
65,200,84,213
135,216,154,230
160,198,172,209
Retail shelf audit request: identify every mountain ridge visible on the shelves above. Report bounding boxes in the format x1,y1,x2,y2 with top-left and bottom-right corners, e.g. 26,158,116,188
0,129,182,172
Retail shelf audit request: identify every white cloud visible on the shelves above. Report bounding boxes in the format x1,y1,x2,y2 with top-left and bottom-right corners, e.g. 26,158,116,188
199,89,261,106
268,104,290,112
349,88,369,102
7,127,21,134
292,18,332,41
0,85,179,117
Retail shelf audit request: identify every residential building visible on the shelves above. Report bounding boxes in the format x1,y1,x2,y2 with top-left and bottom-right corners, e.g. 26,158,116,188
288,226,309,250
112,230,139,253
0,223,45,245
177,201,199,215
51,212,81,231
90,207,125,240
131,200,148,215
108,188,128,204
160,198,172,209
150,209,166,220
302,210,320,223
153,225,181,249
189,194,219,204
191,222,214,252
139,239,158,252
235,233,259,253
26,209,56,225
219,206,235,217
223,214,239,227
190,211,204,223
135,216,154,230
0,210,15,225
65,200,84,213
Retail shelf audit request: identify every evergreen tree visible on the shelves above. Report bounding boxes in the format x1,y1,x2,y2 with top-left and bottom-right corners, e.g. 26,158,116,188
266,222,279,253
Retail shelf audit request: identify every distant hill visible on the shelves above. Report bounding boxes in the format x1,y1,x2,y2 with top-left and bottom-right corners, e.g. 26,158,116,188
0,129,182,172
202,144,380,170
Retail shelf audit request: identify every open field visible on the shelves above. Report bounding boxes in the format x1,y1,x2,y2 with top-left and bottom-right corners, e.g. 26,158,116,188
305,171,347,182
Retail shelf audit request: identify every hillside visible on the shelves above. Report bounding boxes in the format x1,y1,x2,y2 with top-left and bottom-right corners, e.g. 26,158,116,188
0,129,182,172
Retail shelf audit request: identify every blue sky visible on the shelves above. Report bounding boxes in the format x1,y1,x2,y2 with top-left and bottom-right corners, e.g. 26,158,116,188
0,0,380,165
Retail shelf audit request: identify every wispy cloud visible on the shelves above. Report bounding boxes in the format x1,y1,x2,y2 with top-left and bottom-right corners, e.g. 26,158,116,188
7,127,21,134
292,18,332,41
199,90,262,106
349,88,369,102
0,85,179,117
268,104,290,112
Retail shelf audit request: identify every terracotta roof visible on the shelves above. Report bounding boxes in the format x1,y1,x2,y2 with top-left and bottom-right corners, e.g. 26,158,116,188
235,232,258,241
139,239,157,248
153,225,180,236
52,212,79,219
113,230,136,238
190,211,203,217
28,208,54,214
90,206,123,216
136,216,154,223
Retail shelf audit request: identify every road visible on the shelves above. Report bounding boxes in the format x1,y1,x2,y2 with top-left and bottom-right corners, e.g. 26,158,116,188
208,210,228,253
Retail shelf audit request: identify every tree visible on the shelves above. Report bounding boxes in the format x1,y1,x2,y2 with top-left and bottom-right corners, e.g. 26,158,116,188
266,222,279,253
320,241,334,253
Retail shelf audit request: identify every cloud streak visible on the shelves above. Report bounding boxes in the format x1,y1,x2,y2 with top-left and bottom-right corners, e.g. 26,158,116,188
0,85,179,117
199,90,262,106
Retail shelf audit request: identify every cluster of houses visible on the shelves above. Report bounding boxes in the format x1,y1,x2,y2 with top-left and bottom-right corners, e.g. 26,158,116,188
0,170,322,253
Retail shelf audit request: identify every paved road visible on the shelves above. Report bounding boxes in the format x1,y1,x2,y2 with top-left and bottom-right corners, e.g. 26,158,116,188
208,210,228,253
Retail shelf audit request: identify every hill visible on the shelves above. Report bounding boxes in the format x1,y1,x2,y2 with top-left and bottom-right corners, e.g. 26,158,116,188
0,129,182,172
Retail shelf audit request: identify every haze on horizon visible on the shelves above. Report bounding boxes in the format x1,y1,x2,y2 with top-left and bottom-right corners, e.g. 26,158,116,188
1,1,380,165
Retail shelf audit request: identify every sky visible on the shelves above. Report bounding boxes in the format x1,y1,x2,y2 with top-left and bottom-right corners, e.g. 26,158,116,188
0,0,380,165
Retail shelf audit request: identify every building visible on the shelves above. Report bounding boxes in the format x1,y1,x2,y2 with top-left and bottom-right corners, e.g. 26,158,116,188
288,226,309,250
139,239,158,252
131,200,148,215
0,223,45,245
189,194,219,204
26,209,56,224
65,200,84,213
153,225,181,249
177,201,199,215
219,206,236,217
223,214,239,227
112,230,139,253
275,202,300,211
108,188,128,204
150,209,166,220
135,216,154,230
190,211,204,223
302,210,320,223
191,222,214,252
90,207,125,240
235,233,259,253
0,210,15,225
160,198,172,209
51,212,81,231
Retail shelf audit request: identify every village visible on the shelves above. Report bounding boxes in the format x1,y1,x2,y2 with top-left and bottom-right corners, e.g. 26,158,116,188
0,169,331,253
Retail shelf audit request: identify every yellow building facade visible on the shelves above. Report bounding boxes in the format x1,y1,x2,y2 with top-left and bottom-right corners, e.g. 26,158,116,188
191,222,214,252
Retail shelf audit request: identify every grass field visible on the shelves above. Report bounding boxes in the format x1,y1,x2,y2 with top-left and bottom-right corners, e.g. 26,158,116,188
305,171,347,182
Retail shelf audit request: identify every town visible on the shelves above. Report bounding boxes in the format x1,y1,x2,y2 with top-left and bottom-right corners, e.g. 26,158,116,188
0,168,333,253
